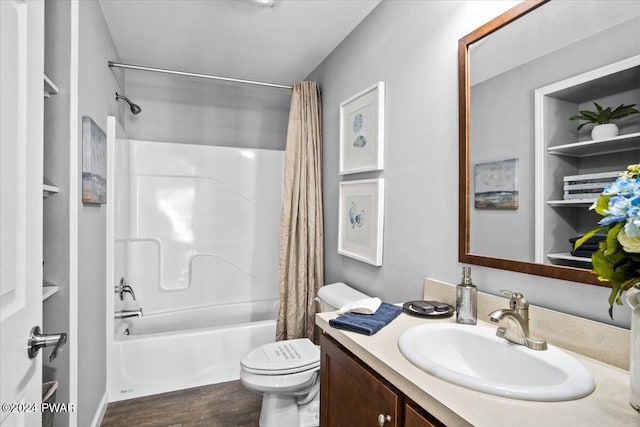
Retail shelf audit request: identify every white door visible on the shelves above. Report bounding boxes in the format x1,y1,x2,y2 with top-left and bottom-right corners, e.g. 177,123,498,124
0,1,45,426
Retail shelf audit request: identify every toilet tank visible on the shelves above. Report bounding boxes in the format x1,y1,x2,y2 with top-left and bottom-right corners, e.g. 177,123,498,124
317,282,369,312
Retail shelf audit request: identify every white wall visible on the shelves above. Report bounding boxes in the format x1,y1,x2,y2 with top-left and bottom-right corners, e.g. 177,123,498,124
308,1,632,328
77,1,124,425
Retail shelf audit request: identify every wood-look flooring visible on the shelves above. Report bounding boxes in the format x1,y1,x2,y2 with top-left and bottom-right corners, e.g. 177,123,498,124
101,380,261,427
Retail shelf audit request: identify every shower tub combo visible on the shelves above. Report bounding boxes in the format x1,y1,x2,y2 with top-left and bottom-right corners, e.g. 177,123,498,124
109,139,284,401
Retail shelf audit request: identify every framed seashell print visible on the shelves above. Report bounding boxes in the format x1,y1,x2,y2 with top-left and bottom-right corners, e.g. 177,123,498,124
339,82,385,174
338,178,385,266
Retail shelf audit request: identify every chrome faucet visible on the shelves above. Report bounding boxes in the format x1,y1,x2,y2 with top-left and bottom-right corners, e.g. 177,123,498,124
115,277,136,301
114,308,143,319
488,290,547,351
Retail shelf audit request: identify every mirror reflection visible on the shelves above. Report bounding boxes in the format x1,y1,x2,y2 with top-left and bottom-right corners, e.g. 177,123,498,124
464,1,640,278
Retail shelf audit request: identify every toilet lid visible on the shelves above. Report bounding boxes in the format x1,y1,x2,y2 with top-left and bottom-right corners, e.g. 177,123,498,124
241,338,320,375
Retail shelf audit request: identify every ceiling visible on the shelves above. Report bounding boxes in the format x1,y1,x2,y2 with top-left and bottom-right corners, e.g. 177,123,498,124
99,0,381,87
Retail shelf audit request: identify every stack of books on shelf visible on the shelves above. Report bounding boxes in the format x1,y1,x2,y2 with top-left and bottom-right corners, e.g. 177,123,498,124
563,171,620,201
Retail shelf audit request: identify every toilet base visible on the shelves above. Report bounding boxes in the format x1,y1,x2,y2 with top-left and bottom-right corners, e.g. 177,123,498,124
298,399,320,427
258,386,319,427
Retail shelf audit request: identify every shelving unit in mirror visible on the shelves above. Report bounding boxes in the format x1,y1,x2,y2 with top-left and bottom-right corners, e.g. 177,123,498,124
548,132,640,157
547,200,595,207
547,252,593,265
535,54,640,268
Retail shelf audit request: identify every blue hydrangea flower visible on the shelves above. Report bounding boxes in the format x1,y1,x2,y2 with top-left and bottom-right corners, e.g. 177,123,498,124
598,177,640,232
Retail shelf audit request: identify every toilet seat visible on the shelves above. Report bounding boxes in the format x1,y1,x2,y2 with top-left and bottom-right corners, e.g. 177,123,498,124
240,366,319,395
241,338,320,375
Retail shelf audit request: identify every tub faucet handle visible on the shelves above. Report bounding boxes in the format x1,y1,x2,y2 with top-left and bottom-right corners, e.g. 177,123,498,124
115,277,136,301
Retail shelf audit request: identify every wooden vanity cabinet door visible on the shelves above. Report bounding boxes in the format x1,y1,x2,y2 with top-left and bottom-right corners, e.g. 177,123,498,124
320,334,402,427
404,400,444,427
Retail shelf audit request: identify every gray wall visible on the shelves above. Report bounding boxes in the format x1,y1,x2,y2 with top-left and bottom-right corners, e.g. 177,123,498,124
122,69,290,150
43,2,71,426
308,0,632,328
77,2,124,425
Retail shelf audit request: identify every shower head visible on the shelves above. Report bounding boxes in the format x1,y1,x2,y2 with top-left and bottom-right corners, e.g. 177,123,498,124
115,92,142,115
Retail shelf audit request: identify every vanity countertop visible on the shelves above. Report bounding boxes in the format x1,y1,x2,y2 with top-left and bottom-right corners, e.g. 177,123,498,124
316,310,638,426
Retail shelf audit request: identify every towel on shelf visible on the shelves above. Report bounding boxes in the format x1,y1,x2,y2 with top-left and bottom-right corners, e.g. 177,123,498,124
569,235,606,247
570,235,605,257
570,249,596,258
570,244,600,258
571,243,599,252
329,303,403,336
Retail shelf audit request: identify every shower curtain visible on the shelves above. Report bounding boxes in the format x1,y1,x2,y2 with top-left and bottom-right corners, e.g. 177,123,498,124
276,81,324,341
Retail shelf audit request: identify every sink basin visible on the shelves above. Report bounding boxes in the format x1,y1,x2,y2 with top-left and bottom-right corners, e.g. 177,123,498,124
398,323,595,401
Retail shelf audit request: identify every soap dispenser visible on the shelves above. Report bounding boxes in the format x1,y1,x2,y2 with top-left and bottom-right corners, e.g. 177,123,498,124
456,267,477,325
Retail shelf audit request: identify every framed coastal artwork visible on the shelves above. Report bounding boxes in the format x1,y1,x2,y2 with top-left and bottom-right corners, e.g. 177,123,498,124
474,158,518,209
82,116,107,204
338,178,385,266
339,82,385,174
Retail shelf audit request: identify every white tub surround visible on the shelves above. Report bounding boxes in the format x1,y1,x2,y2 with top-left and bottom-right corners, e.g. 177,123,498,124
110,301,276,401
109,140,284,400
114,139,284,316
316,279,637,426
120,299,277,336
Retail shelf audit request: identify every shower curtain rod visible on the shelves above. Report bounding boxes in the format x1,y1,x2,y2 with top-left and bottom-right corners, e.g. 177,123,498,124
108,61,293,90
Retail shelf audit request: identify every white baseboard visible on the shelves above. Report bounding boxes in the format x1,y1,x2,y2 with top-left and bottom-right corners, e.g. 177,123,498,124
90,391,108,427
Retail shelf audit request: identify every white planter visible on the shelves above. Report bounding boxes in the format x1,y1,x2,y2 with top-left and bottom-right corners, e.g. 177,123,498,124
591,123,619,140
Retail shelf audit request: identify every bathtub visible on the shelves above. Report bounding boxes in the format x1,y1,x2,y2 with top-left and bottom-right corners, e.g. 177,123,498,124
108,299,278,401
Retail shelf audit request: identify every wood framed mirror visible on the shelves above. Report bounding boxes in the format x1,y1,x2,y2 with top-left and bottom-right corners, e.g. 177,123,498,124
458,0,640,286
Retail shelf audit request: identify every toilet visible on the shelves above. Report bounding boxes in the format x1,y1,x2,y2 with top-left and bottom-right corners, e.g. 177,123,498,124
240,282,369,427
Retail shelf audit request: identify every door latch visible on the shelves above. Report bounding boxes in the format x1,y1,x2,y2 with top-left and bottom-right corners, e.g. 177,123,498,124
27,326,67,362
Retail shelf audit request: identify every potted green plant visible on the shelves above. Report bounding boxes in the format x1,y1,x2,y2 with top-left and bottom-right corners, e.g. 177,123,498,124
569,102,639,140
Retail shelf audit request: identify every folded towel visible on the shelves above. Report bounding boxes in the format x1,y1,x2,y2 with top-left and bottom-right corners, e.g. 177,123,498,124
572,243,599,251
329,303,403,336
337,297,382,315
570,235,606,245
570,249,596,258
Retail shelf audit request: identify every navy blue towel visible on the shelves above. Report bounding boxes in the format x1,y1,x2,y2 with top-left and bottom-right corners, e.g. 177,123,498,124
570,235,606,246
329,303,403,336
572,243,599,252
571,249,597,258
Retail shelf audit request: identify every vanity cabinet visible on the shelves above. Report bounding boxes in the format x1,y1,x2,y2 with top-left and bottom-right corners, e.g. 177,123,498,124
320,334,443,427
403,401,441,427
535,54,640,267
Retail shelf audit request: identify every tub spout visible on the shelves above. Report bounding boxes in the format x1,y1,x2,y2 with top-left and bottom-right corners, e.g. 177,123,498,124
114,308,143,319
